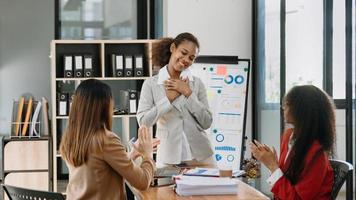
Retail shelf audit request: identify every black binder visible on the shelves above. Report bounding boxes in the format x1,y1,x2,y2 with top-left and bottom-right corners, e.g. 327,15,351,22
134,55,144,77
111,54,116,77
129,90,137,114
118,90,129,113
58,93,68,116
124,55,133,77
74,55,83,77
111,54,124,77
63,55,73,78
84,55,93,77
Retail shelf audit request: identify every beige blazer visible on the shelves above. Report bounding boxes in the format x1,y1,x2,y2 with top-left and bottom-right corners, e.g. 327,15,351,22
137,75,214,164
65,131,155,200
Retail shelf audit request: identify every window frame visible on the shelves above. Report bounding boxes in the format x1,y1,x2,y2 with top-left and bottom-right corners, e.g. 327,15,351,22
253,0,354,198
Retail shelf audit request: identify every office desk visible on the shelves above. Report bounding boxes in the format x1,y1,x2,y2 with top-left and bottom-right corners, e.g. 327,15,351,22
130,178,270,200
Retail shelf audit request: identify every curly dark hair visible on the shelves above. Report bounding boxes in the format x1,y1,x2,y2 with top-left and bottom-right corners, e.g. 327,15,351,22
283,85,336,184
152,32,200,67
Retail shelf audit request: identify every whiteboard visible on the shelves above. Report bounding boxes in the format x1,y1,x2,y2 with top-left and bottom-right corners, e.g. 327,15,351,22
190,56,250,170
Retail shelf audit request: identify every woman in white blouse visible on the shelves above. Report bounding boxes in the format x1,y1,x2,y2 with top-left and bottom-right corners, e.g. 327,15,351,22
137,32,215,167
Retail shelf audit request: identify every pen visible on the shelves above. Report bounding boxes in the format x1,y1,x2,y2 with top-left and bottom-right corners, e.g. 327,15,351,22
128,137,136,150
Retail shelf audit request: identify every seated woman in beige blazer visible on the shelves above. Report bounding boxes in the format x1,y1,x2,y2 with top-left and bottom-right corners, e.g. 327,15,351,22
137,32,215,167
60,79,155,200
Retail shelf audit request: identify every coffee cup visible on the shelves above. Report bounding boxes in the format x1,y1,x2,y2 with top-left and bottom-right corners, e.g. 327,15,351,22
219,165,233,178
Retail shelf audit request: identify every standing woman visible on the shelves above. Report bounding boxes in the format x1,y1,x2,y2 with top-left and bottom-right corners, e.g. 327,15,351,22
60,79,155,200
137,32,215,166
251,85,335,199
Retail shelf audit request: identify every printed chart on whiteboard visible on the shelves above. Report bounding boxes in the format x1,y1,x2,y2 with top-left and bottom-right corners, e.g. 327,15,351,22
190,57,250,170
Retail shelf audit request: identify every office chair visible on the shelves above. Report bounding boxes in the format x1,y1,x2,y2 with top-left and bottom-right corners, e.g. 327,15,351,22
329,159,354,200
2,184,65,200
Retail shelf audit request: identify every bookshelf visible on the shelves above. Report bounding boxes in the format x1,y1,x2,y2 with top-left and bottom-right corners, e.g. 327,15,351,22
50,40,154,193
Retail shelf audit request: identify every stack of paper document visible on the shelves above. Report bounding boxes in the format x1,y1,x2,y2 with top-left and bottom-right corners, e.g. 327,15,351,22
183,167,245,178
175,175,238,196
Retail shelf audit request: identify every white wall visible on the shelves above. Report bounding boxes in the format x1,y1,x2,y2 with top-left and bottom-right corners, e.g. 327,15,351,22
0,0,54,135
164,0,251,57
163,0,253,149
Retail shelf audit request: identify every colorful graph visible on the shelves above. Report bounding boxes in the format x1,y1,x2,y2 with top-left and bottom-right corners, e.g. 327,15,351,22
190,60,249,170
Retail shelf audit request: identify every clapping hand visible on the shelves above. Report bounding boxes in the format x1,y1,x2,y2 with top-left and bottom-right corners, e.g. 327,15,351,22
130,126,160,160
250,140,279,173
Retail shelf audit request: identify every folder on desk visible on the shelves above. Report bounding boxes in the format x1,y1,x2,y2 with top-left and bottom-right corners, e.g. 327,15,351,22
124,55,133,77
30,101,42,137
41,97,50,136
84,54,93,77
14,96,25,136
64,55,73,78
74,55,83,77
21,96,33,136
134,55,143,77
183,168,245,178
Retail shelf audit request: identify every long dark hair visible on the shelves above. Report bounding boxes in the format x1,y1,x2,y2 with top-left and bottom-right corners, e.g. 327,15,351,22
60,79,113,167
283,85,335,184
152,32,200,67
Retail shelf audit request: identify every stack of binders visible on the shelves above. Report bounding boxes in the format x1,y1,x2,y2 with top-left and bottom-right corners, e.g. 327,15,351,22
111,54,143,77
174,175,238,196
63,54,93,78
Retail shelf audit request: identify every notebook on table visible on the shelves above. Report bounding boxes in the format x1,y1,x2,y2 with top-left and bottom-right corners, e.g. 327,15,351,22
183,167,245,178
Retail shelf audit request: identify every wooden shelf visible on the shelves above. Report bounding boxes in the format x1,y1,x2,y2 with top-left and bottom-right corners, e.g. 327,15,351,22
4,169,49,174
53,39,153,44
113,114,137,118
55,77,149,81
3,136,50,142
56,114,137,119
56,116,68,119
51,39,154,192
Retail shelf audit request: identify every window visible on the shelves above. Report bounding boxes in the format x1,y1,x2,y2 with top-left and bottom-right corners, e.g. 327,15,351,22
255,0,355,198
58,0,142,39
333,0,346,98
285,0,323,91
265,0,281,103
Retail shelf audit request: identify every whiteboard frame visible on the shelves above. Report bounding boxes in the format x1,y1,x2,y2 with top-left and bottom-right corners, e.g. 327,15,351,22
194,56,251,169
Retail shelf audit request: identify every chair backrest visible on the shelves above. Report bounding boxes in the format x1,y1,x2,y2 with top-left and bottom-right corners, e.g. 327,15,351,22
2,184,65,200
329,159,354,200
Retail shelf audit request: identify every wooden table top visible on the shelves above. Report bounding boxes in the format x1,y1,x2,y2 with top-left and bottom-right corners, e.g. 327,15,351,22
130,178,270,200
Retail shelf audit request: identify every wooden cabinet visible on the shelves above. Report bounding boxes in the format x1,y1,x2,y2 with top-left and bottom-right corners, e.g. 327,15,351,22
50,40,154,193
1,137,51,199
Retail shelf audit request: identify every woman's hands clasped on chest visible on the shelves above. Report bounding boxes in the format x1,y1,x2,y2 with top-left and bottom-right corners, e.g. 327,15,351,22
165,90,180,103
164,78,192,102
